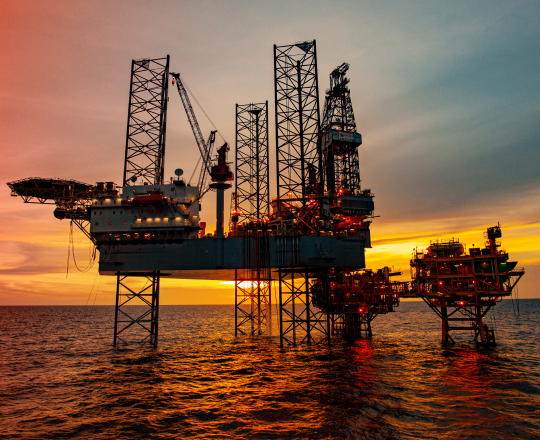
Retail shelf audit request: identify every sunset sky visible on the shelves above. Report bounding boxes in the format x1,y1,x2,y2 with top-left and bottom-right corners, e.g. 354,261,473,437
1,0,539,305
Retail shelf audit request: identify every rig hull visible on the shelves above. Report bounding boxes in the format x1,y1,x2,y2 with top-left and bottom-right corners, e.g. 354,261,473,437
98,235,368,280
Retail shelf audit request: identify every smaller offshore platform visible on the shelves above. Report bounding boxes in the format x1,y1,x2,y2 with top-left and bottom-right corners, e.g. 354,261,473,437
406,225,524,344
7,42,524,348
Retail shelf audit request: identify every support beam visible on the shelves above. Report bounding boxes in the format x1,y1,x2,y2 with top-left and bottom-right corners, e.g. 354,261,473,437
113,271,161,348
278,268,330,348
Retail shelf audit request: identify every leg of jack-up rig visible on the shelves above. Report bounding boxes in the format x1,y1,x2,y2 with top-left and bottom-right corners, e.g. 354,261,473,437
235,268,272,336
113,270,160,348
278,268,330,348
235,230,272,336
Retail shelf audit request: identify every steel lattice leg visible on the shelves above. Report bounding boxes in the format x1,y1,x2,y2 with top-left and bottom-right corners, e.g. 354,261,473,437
278,268,330,348
113,271,160,347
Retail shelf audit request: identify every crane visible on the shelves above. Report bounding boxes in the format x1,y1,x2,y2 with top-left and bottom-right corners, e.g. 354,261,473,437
170,72,216,199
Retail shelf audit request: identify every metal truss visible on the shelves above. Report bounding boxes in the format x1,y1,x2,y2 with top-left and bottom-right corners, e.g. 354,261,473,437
274,41,322,207
8,177,96,242
113,271,161,348
235,226,272,336
421,295,501,345
7,177,93,204
278,268,330,347
123,56,170,186
321,63,361,194
71,219,95,244
235,102,269,222
235,270,272,336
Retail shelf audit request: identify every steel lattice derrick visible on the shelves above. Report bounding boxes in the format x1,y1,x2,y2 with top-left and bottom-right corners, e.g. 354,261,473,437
321,63,362,195
273,41,322,207
123,56,170,186
278,268,330,348
113,271,162,348
321,63,357,132
235,102,269,223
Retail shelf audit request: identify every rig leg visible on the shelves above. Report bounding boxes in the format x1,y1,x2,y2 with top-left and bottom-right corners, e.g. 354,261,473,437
114,270,160,347
235,268,271,336
278,268,330,347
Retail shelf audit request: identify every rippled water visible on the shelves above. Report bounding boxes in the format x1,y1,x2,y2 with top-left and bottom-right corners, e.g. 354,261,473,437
1,300,539,439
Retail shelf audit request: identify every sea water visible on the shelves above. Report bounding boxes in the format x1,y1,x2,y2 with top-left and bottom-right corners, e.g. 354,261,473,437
1,299,539,439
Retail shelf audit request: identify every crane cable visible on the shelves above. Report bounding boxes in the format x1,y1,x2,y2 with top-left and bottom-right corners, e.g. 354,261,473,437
188,155,202,185
177,73,228,145
511,283,520,317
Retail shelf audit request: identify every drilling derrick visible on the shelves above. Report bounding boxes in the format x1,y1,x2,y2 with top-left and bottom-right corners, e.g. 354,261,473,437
234,102,272,336
321,63,361,196
408,225,525,345
321,63,374,238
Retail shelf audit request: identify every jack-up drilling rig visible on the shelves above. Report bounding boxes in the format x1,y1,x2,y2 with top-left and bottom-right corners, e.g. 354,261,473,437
8,42,524,347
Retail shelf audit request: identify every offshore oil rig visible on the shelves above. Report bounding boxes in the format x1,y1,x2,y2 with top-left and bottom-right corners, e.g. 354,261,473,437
8,41,524,347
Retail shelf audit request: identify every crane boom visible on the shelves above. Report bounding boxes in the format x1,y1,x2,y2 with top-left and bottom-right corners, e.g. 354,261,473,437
198,130,217,192
170,72,214,196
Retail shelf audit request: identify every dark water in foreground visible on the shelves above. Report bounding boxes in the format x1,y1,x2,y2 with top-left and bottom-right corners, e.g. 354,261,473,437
1,300,539,439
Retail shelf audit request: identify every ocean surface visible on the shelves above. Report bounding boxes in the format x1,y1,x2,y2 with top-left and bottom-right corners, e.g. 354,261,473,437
1,299,539,439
